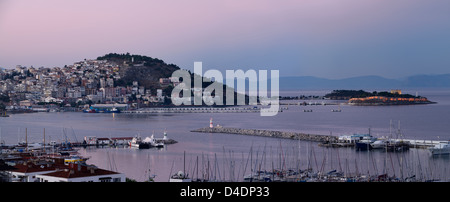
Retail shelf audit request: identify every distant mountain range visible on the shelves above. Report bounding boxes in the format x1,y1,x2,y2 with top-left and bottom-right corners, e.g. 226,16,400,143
276,74,450,90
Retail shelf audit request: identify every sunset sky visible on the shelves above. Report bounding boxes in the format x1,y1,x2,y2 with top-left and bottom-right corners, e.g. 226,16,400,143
1,0,450,79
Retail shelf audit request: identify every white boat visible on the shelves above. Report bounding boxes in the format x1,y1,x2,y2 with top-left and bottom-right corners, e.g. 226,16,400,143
109,107,120,113
428,141,450,155
129,136,150,149
143,135,164,148
152,141,164,148
170,151,191,182
371,139,389,149
169,171,192,182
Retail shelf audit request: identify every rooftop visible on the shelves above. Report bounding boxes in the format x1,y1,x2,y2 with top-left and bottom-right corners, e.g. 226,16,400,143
41,164,120,179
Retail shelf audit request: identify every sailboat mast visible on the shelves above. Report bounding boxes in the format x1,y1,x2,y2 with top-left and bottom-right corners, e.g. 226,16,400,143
196,156,199,181
389,120,393,138
43,128,46,153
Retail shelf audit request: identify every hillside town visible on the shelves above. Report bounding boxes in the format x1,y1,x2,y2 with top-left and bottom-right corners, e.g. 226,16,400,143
0,58,178,112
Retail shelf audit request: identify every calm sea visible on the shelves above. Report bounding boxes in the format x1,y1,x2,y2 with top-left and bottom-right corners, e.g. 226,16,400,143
1,89,449,181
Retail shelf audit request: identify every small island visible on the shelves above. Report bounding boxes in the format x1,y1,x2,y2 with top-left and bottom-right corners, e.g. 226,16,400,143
325,90,435,106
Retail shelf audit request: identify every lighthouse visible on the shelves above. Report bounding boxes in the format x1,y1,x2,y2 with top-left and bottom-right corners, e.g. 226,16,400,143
163,129,168,140
210,118,213,128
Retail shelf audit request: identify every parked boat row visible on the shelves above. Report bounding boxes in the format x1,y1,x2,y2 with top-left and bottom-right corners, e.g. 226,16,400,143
319,120,449,155
79,130,176,147
242,168,422,182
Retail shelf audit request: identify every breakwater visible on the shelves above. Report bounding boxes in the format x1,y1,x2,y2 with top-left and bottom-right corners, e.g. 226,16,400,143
191,127,337,142
122,106,288,114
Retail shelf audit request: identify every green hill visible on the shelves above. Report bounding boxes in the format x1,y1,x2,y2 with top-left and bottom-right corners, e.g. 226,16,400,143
97,53,180,94
97,53,248,106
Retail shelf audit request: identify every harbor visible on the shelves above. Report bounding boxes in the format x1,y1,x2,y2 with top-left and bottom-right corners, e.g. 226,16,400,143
191,126,445,150
183,120,449,182
0,127,178,182
164,141,450,182
1,122,449,183
1,90,450,182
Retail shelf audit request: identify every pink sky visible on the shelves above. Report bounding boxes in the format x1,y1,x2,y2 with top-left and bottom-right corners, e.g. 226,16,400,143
1,0,450,78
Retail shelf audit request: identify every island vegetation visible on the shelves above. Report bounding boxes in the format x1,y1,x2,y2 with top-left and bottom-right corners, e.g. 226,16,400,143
324,90,433,105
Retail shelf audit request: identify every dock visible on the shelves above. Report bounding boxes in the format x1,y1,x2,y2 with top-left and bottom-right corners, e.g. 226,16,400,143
404,139,445,149
72,136,177,147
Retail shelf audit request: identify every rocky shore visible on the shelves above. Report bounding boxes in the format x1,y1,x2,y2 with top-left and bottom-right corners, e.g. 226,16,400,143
191,127,337,142
156,139,178,144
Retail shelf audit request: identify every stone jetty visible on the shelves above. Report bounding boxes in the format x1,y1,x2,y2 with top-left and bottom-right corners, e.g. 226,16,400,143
122,106,288,114
156,139,178,144
191,127,337,142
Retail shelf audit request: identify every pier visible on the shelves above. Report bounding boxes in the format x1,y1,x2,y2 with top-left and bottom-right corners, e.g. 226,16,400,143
122,106,288,114
404,139,445,149
191,127,337,142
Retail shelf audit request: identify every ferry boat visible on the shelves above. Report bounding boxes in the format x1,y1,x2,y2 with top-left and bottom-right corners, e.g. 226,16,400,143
428,141,450,155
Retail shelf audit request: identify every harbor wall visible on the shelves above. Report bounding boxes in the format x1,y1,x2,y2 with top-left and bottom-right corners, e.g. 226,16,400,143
122,107,288,113
191,127,337,142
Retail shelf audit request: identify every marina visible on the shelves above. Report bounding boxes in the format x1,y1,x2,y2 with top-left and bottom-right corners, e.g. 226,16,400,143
80,132,177,147
192,126,444,150
164,141,449,182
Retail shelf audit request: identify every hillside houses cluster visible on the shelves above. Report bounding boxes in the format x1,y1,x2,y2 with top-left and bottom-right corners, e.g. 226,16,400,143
0,59,177,110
